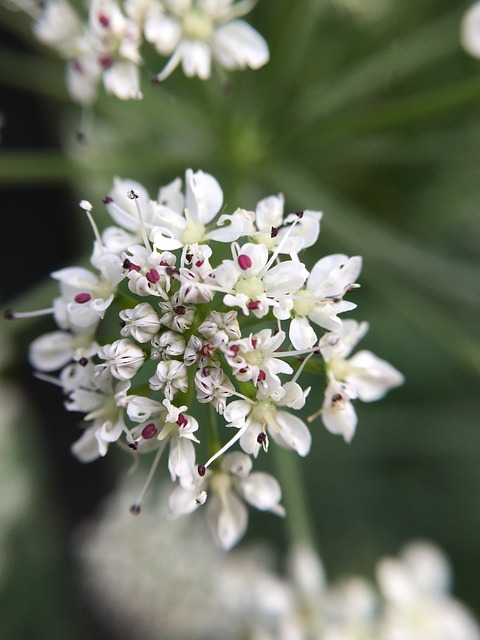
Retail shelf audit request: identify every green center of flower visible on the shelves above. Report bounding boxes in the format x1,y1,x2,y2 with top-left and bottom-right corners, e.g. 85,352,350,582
251,399,278,431
329,357,351,381
182,9,214,40
293,289,316,318
235,276,264,299
244,348,263,366
254,231,277,250
181,208,206,245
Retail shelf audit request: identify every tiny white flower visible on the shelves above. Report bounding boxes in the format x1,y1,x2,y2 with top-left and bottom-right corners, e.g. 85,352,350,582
119,302,161,343
97,338,145,380
149,359,188,398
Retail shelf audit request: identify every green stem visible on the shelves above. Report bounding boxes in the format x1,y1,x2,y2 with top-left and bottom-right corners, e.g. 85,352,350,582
272,446,316,549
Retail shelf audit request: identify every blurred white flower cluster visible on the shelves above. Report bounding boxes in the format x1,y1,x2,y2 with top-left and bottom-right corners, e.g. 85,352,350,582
461,2,480,59
6,0,269,103
76,480,480,640
10,168,403,549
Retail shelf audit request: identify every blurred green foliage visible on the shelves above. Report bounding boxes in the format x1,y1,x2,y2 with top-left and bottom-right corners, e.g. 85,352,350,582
1,0,479,635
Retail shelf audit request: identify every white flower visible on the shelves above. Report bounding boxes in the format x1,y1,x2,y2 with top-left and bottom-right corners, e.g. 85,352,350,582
119,302,161,343
149,359,188,398
224,328,292,400
156,399,200,481
313,320,404,442
97,338,145,380
461,2,480,58
253,193,322,254
223,382,311,459
29,330,97,372
289,253,362,350
150,329,186,359
198,310,241,347
67,373,130,461
169,451,284,550
213,242,309,318
147,0,269,81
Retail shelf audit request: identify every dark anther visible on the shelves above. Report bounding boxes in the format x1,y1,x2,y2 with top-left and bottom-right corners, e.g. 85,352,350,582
295,211,304,218
150,75,162,85
174,305,186,315
185,253,193,263
78,357,89,367
102,196,113,204
270,226,279,238
197,464,206,477
127,189,139,199
130,504,141,515
331,393,342,404
128,442,138,450
4,309,14,320
257,432,266,445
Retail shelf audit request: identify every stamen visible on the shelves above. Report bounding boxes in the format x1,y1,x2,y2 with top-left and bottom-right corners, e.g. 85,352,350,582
259,215,303,278
74,293,92,304
129,440,166,515
291,351,315,384
197,464,206,477
141,423,158,439
238,254,252,270
4,307,55,320
127,189,151,252
80,200,104,250
202,420,250,470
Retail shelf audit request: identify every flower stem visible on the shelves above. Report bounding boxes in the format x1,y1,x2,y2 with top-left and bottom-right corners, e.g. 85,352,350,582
273,446,317,549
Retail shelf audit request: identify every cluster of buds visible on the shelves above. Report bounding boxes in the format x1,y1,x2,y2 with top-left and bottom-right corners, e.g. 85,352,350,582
10,0,269,103
8,169,403,549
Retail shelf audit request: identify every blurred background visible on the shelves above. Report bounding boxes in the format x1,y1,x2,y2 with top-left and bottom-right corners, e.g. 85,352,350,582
1,0,480,637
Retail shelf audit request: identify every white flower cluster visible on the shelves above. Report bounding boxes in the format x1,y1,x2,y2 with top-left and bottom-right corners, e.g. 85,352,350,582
461,2,480,59
10,0,269,103
14,168,403,549
76,481,480,640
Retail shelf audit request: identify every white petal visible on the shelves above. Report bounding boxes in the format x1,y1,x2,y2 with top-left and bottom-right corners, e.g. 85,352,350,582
145,12,181,54
185,168,223,224
71,427,101,462
207,491,248,550
308,254,362,296
29,331,74,371
255,194,284,231
221,451,252,477
180,40,212,79
321,381,357,443
168,484,200,517
264,260,309,295
212,20,269,70
289,317,318,350
346,350,404,402
103,61,142,100
239,472,285,514
168,437,195,481
269,411,311,456
106,177,151,231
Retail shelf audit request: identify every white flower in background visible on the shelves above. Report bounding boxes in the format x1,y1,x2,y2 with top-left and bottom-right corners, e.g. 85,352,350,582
377,541,480,640
74,480,480,640
461,2,480,58
146,0,269,81
312,319,404,443
33,0,83,56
